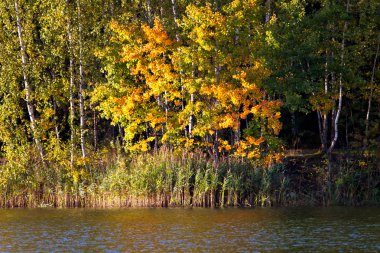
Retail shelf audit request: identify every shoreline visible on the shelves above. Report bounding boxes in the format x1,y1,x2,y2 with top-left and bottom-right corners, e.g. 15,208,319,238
1,151,378,208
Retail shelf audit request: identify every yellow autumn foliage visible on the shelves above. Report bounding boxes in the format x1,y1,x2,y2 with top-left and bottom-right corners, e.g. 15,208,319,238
94,3,283,165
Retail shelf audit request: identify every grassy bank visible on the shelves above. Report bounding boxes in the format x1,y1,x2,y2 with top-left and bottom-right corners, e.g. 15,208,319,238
0,149,379,208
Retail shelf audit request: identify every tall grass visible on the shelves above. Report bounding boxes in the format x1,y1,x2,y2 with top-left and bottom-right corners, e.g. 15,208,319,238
0,148,379,207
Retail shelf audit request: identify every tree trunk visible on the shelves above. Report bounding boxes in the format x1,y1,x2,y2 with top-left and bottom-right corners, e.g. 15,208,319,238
53,98,60,140
234,115,240,146
364,35,380,147
146,0,152,26
14,0,46,167
189,92,194,138
321,50,330,152
171,0,180,42
93,110,97,152
331,107,336,143
67,0,75,168
118,124,124,147
189,60,195,138
77,0,86,158
164,90,168,134
328,0,349,154
171,0,190,138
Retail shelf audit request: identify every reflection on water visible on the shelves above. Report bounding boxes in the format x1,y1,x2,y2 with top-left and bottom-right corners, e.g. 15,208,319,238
0,207,379,252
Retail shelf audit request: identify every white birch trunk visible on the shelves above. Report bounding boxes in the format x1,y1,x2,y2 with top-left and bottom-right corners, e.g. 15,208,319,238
14,0,46,166
67,0,75,168
77,0,86,158
328,1,349,153
147,0,152,26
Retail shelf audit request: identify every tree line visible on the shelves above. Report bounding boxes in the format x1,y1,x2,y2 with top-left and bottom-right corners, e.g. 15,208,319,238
0,0,378,206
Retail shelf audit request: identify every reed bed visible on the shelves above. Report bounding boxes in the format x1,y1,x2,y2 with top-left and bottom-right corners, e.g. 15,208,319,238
0,149,379,207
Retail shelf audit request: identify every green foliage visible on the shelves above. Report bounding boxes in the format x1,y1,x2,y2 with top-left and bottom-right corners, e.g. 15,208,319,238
0,0,378,207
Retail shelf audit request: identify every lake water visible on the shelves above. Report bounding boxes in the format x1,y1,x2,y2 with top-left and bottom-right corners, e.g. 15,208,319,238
0,207,379,252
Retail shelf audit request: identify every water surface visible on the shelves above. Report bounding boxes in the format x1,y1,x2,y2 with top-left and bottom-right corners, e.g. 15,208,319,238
0,207,379,252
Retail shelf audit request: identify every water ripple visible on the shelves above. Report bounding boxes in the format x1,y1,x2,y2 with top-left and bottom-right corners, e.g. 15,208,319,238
0,207,379,252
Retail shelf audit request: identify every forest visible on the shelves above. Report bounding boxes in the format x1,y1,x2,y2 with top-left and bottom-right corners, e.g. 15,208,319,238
0,0,378,207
